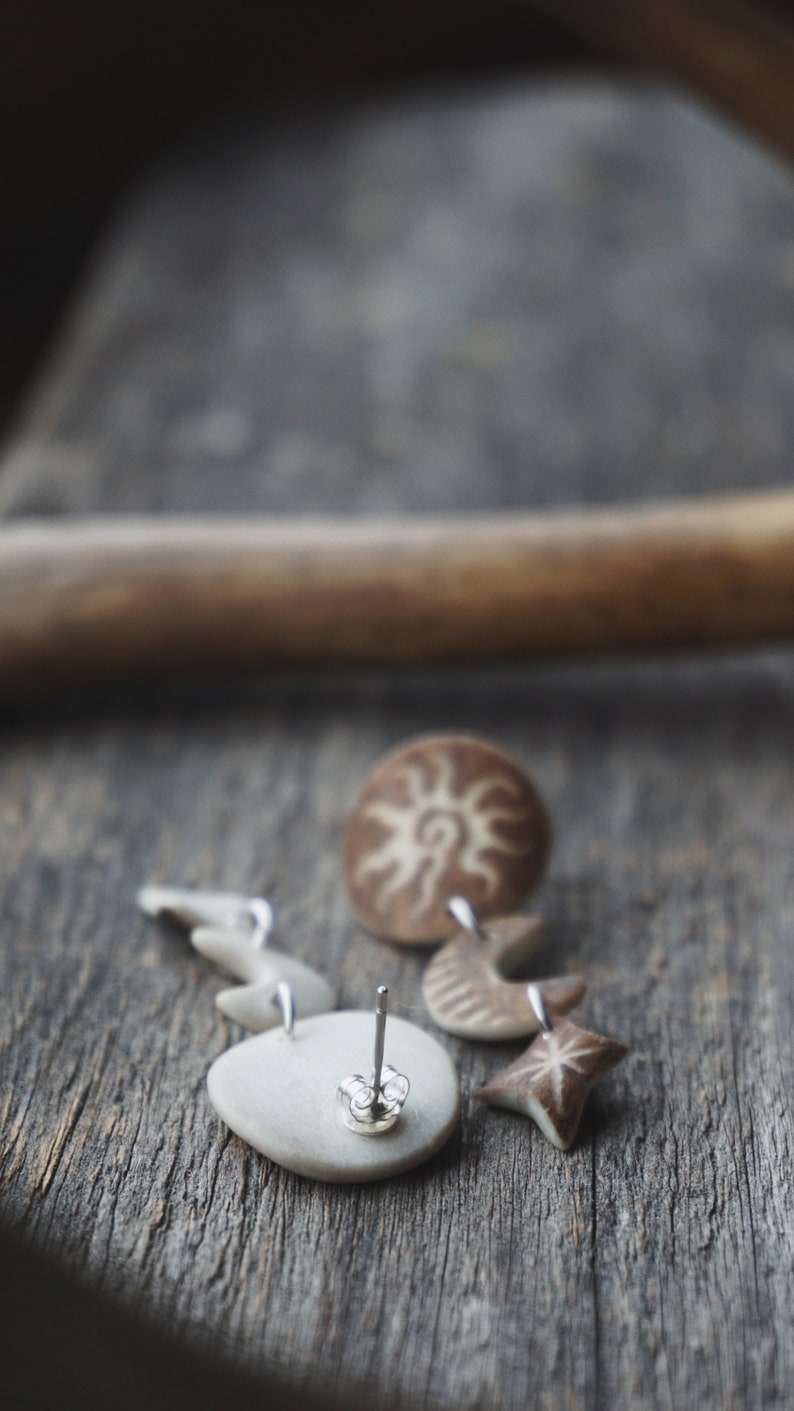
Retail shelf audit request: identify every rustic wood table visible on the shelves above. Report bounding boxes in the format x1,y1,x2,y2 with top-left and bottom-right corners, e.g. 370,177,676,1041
1,78,793,1410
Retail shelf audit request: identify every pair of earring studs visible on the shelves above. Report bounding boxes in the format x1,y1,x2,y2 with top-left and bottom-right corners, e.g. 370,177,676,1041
140,731,627,1180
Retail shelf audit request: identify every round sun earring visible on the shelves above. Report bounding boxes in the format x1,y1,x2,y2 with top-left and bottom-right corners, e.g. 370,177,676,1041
342,733,551,945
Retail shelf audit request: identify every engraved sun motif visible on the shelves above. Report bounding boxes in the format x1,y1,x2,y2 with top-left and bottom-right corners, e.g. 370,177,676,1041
507,1030,603,1105
353,747,532,922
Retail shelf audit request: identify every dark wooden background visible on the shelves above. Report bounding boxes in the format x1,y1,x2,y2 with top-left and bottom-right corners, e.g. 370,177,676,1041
1,77,793,1409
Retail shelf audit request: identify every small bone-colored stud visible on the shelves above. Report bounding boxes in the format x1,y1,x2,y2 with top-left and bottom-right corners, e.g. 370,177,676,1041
479,984,628,1150
138,885,274,937
337,987,410,1135
422,896,586,1041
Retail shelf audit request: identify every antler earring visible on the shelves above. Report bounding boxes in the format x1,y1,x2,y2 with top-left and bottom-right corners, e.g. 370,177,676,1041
138,884,336,1030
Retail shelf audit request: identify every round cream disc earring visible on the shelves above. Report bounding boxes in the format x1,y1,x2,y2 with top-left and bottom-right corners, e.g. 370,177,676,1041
207,984,460,1182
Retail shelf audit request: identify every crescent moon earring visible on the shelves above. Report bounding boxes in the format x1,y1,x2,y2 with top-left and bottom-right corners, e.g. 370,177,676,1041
138,884,337,1030
422,896,586,1040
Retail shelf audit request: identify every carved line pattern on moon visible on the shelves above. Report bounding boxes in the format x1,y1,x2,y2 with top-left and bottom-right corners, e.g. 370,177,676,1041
421,918,586,1040
352,748,534,924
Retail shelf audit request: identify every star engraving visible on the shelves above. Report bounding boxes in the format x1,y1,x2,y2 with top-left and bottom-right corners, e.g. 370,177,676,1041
509,1029,605,1104
479,1017,628,1150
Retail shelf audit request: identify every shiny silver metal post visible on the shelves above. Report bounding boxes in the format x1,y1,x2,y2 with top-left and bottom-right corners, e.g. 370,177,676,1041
371,986,389,1103
271,981,295,1038
338,985,410,1136
447,895,486,940
527,982,553,1033
239,898,274,949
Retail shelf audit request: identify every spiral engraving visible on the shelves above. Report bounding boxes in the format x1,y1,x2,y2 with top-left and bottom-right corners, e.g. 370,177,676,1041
344,735,550,943
352,747,532,923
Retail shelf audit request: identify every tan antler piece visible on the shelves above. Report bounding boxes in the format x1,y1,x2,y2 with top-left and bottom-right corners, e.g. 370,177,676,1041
533,0,794,164
1,489,794,693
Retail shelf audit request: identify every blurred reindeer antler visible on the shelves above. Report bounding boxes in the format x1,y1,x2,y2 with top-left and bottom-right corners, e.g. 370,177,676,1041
532,0,794,163
2,489,794,693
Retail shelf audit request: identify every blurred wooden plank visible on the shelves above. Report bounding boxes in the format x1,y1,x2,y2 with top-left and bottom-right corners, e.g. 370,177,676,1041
0,1224,366,1411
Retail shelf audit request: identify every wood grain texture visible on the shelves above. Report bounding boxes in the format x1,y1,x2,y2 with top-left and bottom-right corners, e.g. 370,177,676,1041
1,81,794,1410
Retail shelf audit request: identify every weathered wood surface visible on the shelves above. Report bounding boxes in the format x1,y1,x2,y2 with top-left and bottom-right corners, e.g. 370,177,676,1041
1,82,794,1410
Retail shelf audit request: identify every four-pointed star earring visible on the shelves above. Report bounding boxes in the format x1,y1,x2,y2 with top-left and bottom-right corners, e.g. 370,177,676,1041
479,984,629,1150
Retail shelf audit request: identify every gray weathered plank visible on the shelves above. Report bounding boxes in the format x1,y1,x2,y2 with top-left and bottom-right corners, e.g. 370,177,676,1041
1,80,793,1410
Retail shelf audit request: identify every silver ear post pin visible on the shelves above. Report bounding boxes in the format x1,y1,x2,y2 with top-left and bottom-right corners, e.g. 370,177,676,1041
371,985,388,1097
527,982,553,1034
237,898,274,949
271,981,296,1039
447,895,487,940
338,986,410,1135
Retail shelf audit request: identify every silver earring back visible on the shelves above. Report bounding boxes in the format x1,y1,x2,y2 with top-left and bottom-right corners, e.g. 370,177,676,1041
337,987,410,1135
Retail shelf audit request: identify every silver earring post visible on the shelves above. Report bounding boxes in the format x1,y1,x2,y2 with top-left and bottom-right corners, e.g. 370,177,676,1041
527,982,553,1034
271,981,296,1038
338,987,410,1135
371,986,388,1097
236,898,274,949
138,885,274,946
447,895,487,940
